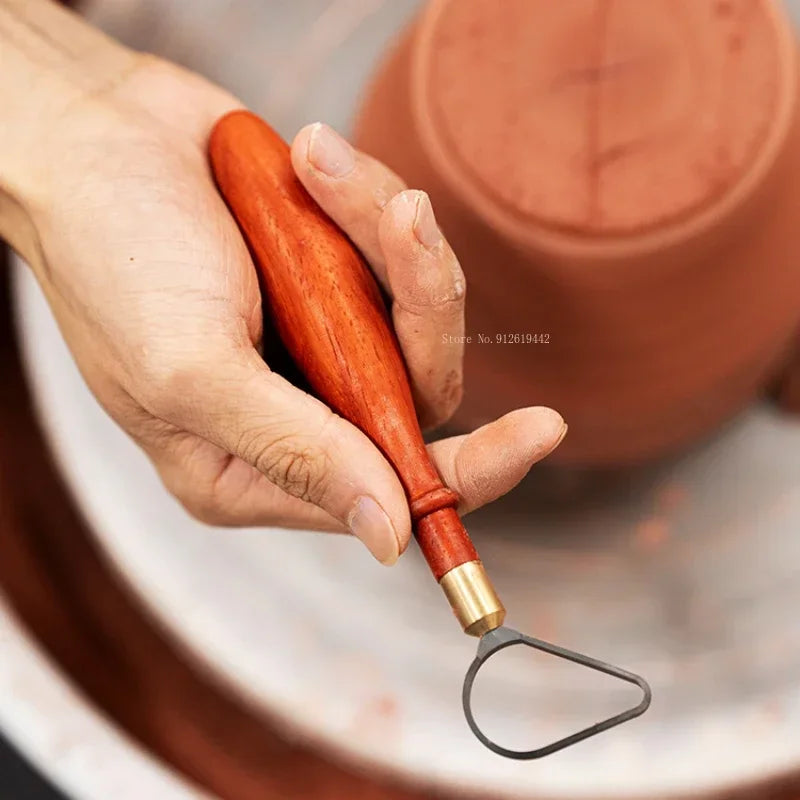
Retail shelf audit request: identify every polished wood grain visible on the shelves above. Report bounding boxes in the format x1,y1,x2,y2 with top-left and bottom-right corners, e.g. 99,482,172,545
0,259,437,799
209,110,478,580
2,227,800,800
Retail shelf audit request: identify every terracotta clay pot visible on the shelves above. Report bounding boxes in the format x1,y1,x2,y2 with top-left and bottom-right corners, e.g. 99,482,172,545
354,0,800,465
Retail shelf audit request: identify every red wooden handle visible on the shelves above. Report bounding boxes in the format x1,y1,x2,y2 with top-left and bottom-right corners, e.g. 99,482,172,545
208,111,477,580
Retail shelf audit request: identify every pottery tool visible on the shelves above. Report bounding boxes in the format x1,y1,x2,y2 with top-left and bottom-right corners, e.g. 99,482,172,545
208,110,651,759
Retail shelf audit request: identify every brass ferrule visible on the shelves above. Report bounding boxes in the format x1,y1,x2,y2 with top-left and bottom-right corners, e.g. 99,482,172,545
439,560,506,637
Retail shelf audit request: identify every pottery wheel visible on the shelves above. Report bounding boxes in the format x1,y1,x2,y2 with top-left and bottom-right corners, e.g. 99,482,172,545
14,222,800,800
12,0,800,797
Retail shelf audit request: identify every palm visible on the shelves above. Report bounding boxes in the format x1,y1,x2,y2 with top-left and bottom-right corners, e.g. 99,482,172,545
22,56,565,560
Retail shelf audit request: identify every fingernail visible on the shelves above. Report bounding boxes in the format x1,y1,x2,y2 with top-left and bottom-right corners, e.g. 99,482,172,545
348,496,400,566
307,122,355,178
413,192,441,249
551,423,569,451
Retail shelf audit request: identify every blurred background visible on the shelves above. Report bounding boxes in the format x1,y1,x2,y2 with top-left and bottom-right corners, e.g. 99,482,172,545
3,0,800,798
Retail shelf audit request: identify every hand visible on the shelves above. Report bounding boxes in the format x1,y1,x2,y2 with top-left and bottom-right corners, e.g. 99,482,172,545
4,53,566,565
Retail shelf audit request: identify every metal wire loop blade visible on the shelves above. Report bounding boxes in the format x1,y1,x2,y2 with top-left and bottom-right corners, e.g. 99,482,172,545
462,626,652,760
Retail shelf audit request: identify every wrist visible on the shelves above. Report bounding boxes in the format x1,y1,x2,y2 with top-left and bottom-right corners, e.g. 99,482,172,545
0,0,140,205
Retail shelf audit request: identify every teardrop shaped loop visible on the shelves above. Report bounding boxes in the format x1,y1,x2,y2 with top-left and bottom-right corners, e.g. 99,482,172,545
462,626,652,760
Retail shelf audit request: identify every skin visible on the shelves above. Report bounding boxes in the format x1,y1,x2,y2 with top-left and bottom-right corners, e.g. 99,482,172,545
0,0,566,565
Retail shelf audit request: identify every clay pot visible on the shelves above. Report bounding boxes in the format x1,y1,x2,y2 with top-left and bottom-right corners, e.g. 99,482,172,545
354,0,800,465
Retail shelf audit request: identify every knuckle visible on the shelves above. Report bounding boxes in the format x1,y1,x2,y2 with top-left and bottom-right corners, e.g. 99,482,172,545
158,467,226,526
188,466,242,528
153,449,233,527
449,269,467,302
181,490,255,528
178,491,230,527
394,269,466,317
241,431,329,503
429,286,466,311
434,266,467,308
395,291,462,320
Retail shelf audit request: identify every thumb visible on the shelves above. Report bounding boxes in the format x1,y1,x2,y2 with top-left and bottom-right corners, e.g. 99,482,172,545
172,348,411,564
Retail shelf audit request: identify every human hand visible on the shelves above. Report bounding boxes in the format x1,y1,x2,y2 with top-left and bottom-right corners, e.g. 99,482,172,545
3,47,566,564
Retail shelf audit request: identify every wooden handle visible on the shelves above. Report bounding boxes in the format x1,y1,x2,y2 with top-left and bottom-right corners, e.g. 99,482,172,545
208,111,477,581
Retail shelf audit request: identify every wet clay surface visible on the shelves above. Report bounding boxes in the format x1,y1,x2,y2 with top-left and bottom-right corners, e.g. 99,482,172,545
355,0,800,465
